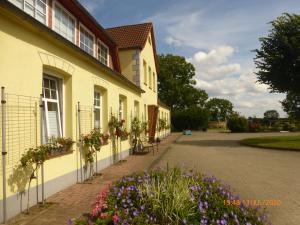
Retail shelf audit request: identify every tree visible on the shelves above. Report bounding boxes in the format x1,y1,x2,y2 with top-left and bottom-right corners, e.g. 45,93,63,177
254,13,300,94
171,107,210,131
158,54,208,110
206,98,234,121
263,110,280,127
227,113,248,133
281,92,300,120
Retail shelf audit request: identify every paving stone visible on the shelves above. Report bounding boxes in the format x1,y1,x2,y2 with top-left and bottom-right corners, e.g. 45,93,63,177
6,134,179,225
155,131,300,225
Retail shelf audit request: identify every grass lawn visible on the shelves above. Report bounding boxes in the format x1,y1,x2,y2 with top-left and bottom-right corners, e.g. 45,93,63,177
240,135,300,151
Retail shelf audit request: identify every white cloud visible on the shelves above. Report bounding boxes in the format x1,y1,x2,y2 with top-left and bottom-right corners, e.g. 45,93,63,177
190,46,286,117
191,46,234,65
143,0,297,117
188,45,241,80
165,36,184,47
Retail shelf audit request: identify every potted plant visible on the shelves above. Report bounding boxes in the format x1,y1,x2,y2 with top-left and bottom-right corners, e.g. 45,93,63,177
47,137,74,157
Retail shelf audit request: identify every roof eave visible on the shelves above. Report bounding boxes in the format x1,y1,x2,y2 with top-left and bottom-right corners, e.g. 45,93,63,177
0,0,144,94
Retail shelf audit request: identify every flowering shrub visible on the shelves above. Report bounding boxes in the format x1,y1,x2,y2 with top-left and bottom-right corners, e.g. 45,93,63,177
108,116,129,142
47,137,74,156
9,136,74,213
81,130,109,178
72,168,269,225
82,129,110,151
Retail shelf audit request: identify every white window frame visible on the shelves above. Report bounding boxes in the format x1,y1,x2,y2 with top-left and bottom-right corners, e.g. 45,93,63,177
79,23,95,57
10,0,48,25
97,39,109,66
119,98,124,121
52,0,77,44
42,75,63,140
148,66,152,89
94,90,102,130
143,60,147,86
153,72,156,92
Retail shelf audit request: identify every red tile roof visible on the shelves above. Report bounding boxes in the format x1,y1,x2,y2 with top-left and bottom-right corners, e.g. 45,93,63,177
106,23,153,49
106,22,159,73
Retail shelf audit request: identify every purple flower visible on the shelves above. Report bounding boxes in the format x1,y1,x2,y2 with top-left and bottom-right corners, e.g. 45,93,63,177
220,219,227,225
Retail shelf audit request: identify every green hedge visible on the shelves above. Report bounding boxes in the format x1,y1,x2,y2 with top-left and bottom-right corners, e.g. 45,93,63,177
171,107,210,131
227,113,248,133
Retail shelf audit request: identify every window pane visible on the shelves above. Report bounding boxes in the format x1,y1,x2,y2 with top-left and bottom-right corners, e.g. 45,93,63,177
54,4,75,43
9,0,23,9
36,11,46,24
98,43,108,65
51,90,57,99
143,61,147,85
24,2,34,16
36,0,46,14
44,88,50,98
43,78,49,88
42,107,48,143
94,108,100,129
50,80,57,90
47,102,61,137
80,27,94,55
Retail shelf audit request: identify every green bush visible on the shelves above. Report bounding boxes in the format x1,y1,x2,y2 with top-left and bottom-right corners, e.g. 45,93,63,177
270,123,282,132
295,122,300,131
227,113,248,133
171,107,210,131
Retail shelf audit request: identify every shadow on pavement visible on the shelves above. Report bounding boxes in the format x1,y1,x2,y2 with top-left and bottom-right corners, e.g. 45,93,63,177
175,140,241,147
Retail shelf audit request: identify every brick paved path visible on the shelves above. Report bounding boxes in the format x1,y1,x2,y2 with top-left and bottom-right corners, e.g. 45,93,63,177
155,131,300,225
7,133,179,225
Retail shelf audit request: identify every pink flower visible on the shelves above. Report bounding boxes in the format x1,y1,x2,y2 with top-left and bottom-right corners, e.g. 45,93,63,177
91,207,99,217
91,184,111,216
100,212,108,219
112,214,119,223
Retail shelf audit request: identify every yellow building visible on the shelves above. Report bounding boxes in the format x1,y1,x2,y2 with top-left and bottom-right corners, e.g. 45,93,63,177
0,0,170,222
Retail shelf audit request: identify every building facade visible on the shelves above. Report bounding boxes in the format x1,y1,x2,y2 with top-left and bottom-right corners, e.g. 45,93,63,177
0,0,170,221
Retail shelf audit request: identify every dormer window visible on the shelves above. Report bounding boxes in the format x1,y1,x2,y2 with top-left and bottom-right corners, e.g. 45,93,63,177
53,3,75,43
9,0,47,24
80,25,94,56
98,41,109,66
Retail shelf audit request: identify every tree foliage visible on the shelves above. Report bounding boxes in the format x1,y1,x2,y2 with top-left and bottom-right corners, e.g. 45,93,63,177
206,98,234,121
254,13,300,94
227,113,248,133
263,110,280,127
281,92,300,120
158,54,208,110
171,107,210,131
263,110,280,120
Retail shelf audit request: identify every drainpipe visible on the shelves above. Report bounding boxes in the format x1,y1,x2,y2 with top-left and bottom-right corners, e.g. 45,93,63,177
77,102,83,182
39,94,45,205
93,104,98,174
1,87,7,223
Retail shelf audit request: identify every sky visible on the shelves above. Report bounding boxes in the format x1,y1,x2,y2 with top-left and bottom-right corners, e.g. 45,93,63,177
80,0,300,118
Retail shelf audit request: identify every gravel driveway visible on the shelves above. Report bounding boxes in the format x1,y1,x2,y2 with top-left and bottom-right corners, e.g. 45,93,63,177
155,132,300,225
